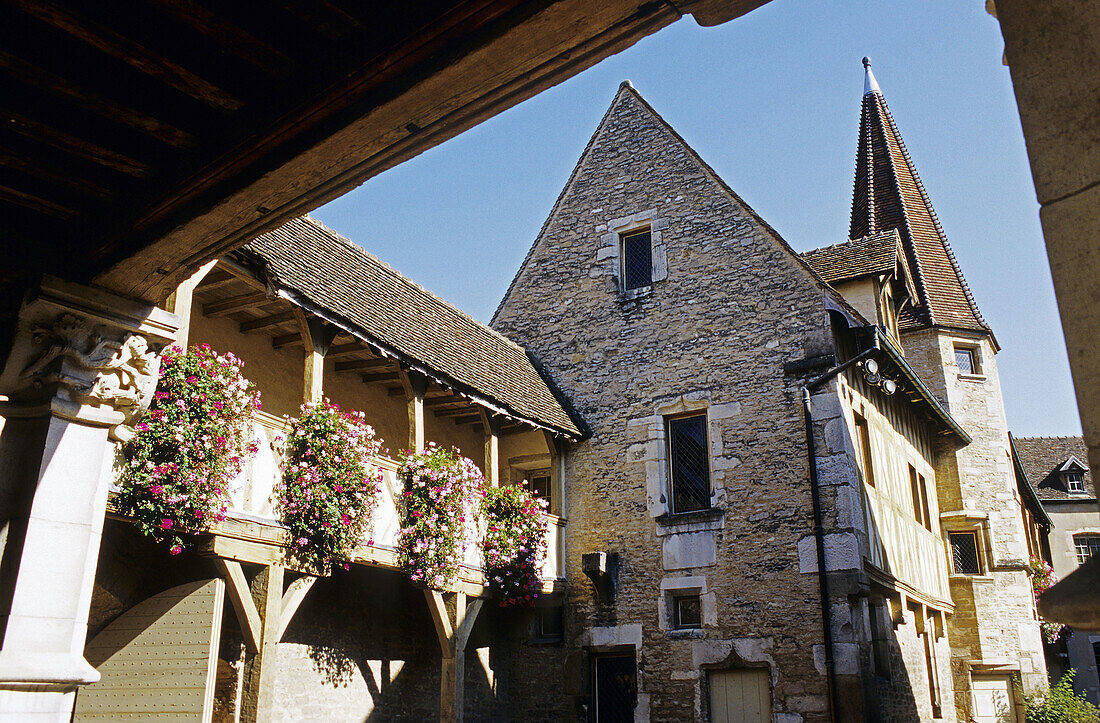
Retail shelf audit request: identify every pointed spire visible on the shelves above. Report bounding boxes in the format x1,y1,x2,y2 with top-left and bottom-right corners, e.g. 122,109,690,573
863,56,881,95
848,59,990,335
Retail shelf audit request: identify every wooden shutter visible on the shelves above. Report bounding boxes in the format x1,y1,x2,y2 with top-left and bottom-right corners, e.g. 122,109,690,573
74,578,225,722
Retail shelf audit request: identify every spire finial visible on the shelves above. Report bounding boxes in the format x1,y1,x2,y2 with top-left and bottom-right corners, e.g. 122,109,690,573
863,56,881,96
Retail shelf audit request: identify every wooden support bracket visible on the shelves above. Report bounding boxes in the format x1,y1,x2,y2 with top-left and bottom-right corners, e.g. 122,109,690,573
218,558,262,653
277,575,317,641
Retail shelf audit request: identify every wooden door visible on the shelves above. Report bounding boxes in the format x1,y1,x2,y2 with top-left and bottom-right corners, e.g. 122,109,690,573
74,578,225,722
971,674,1019,723
709,669,771,723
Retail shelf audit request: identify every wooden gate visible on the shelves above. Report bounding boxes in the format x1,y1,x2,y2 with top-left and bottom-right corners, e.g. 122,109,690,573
74,578,225,722
709,669,771,723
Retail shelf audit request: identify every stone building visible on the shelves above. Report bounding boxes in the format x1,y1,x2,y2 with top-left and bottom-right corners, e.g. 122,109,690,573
1012,435,1100,705
11,64,1051,722
492,63,1045,721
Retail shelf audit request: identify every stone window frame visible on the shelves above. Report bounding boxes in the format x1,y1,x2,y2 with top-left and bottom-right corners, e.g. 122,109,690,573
658,576,715,635
952,340,985,380
596,210,669,301
666,411,712,515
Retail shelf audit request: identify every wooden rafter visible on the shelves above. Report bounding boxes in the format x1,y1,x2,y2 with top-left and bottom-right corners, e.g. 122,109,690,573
361,370,399,384
334,358,391,373
239,310,294,333
271,333,299,349
202,291,269,317
10,0,244,111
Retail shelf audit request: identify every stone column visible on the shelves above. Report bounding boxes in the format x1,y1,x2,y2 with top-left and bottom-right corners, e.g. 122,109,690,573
0,277,177,721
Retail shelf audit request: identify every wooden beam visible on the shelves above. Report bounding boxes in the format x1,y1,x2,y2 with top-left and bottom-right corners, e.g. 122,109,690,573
0,50,194,147
361,371,399,384
216,558,262,653
400,369,429,452
424,395,459,407
11,0,244,111
272,333,300,349
139,0,293,76
481,411,500,487
1,108,149,177
454,414,481,426
334,358,392,373
239,310,295,333
0,183,79,218
277,575,316,641
326,342,371,359
434,406,473,417
202,291,269,317
240,564,284,723
0,149,113,200
424,589,453,658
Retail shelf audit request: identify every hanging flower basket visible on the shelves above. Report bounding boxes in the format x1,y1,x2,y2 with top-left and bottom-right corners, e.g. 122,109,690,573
481,483,548,606
115,344,261,554
1029,555,1065,643
397,444,483,590
276,400,383,571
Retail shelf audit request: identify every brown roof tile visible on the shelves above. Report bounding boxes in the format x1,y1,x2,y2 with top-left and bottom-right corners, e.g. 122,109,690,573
1012,436,1095,501
241,216,583,438
849,80,990,336
801,230,902,285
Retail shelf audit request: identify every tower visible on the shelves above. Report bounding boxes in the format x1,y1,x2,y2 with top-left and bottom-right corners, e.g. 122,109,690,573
848,57,1046,716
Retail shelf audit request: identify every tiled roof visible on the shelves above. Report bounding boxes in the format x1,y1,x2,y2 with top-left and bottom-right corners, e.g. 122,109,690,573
1012,436,1095,501
801,230,902,285
849,72,990,336
242,216,583,438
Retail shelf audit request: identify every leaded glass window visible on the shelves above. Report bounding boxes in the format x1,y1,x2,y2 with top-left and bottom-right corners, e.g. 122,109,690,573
668,414,710,513
621,230,651,291
949,532,981,575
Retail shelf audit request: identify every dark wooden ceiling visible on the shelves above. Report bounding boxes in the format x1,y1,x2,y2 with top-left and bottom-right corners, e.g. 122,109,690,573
0,0,763,305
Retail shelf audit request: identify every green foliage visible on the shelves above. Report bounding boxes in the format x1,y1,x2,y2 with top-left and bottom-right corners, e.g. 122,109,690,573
482,483,548,606
1025,670,1100,723
116,344,260,554
277,401,382,570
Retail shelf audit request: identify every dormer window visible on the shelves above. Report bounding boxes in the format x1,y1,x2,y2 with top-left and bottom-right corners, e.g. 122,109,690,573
1066,471,1085,493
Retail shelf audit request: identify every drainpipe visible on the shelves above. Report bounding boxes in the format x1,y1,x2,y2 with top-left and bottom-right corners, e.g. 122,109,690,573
801,339,880,722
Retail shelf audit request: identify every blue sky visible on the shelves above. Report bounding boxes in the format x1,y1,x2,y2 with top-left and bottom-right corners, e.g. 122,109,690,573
314,0,1080,437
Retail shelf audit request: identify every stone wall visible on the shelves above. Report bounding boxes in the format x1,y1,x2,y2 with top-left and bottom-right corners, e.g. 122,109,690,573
493,83,844,722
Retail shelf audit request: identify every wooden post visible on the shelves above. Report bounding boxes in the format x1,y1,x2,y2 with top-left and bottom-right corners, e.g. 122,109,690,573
401,369,429,452
481,411,501,487
216,560,313,723
425,590,483,722
164,259,217,348
296,311,338,404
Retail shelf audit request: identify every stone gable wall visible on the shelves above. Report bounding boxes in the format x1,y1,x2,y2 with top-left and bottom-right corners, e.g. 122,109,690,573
493,86,841,722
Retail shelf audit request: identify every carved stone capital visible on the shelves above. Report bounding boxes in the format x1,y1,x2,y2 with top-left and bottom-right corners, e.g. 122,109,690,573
0,277,178,434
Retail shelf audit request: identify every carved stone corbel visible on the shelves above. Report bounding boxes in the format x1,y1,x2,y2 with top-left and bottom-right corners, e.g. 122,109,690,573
0,277,178,436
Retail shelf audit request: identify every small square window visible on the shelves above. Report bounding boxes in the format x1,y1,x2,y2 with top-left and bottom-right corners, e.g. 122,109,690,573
668,414,710,513
536,607,563,641
1066,472,1085,493
954,346,979,375
949,532,982,575
673,595,702,629
622,230,652,291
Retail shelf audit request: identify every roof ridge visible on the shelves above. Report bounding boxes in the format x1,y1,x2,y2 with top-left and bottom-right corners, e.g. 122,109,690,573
1014,435,1085,441
802,229,898,256
299,216,530,356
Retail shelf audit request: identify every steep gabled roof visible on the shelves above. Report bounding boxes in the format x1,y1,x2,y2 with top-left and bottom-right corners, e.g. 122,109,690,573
242,217,583,438
1012,435,1096,501
849,59,991,338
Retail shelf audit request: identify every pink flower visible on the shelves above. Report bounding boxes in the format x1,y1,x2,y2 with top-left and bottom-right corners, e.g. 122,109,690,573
341,514,351,525
160,518,174,530
169,545,183,555
148,484,164,495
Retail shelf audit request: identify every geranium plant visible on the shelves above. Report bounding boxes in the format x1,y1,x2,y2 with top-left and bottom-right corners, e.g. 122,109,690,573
1029,555,1065,643
277,401,383,570
482,483,548,606
116,344,260,554
397,444,483,589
